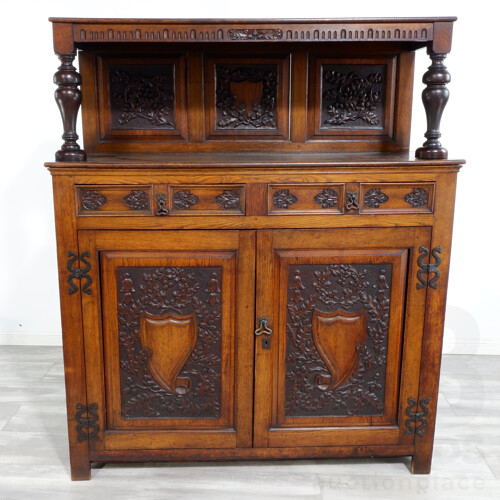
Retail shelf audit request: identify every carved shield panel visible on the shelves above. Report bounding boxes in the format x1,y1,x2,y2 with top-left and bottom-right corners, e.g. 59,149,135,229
285,263,392,417
140,312,197,395
312,309,367,391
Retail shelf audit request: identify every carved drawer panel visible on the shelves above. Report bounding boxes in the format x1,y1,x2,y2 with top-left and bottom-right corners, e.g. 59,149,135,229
168,185,245,215
77,186,152,215
359,183,434,213
268,184,345,214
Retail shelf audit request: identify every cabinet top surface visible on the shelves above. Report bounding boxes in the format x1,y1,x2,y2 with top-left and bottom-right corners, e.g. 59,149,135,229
50,17,457,24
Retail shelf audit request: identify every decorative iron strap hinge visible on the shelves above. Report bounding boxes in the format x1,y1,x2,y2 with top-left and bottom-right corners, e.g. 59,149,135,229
67,251,92,295
417,246,442,290
404,397,430,436
75,402,99,442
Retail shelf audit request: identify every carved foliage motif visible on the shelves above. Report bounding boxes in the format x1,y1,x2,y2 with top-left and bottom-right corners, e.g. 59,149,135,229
123,190,149,210
215,190,241,210
117,266,222,418
110,65,175,129
405,188,429,208
81,190,107,211
314,188,338,209
174,190,199,210
321,64,385,128
216,65,278,129
227,29,283,40
364,188,389,208
285,263,392,417
273,189,297,209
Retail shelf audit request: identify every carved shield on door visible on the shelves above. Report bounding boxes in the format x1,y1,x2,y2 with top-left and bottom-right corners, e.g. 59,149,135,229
139,312,197,395
312,309,367,391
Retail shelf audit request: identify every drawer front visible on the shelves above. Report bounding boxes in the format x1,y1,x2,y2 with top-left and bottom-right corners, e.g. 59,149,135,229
77,186,153,215
360,183,435,213
268,184,345,215
168,185,245,215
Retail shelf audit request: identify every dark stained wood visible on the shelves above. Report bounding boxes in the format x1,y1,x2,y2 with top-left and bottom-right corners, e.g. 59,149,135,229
415,50,451,159
54,53,86,162
47,17,463,479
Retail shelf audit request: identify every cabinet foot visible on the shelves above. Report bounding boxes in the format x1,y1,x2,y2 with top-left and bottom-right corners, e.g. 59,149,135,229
70,458,91,481
411,454,432,474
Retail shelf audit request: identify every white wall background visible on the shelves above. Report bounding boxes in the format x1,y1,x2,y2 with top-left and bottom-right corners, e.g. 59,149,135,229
0,1,498,353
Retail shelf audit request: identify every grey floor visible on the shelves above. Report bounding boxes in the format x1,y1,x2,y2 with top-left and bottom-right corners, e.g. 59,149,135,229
0,347,499,499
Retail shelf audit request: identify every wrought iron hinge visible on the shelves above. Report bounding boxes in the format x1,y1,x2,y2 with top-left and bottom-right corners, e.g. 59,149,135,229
404,397,430,436
67,251,92,295
417,246,442,290
75,402,99,442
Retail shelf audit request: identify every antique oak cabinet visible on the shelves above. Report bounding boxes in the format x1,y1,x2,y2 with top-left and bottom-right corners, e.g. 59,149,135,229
46,17,463,480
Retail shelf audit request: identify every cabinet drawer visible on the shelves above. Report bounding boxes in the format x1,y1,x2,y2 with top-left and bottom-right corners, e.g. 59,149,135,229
360,183,434,213
168,185,245,215
77,186,153,215
268,184,345,214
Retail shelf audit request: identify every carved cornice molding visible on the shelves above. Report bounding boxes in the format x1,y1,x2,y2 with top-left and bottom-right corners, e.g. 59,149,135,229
69,22,437,44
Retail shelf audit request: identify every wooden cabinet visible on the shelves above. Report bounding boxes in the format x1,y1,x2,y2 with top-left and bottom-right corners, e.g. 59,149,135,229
46,17,463,479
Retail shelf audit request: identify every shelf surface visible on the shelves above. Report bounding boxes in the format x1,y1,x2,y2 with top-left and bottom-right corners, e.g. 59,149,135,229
45,152,465,169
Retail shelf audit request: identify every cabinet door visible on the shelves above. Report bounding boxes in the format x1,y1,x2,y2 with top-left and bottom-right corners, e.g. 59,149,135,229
79,230,255,453
253,228,431,448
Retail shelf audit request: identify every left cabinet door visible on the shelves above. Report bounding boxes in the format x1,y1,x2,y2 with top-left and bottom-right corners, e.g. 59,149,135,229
78,230,255,454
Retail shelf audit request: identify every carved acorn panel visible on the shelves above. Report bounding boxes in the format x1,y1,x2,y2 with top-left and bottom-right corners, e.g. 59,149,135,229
308,56,397,140
77,186,152,215
360,183,434,213
169,185,245,215
269,184,344,214
320,64,386,129
96,55,188,140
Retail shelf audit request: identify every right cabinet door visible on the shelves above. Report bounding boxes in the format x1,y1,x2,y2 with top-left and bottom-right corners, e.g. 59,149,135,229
253,227,432,449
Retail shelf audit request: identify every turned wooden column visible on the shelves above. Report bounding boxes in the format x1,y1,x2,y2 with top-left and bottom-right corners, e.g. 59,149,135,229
54,53,86,162
415,50,450,160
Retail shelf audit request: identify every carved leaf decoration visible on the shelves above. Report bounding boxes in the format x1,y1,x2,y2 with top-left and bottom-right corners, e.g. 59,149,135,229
173,190,199,210
405,188,428,208
81,190,107,211
312,310,368,391
273,189,298,209
364,188,389,209
215,190,241,210
139,312,197,395
227,29,283,40
123,190,149,210
314,188,338,209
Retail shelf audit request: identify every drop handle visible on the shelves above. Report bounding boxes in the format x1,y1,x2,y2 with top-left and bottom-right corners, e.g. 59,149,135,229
255,317,272,349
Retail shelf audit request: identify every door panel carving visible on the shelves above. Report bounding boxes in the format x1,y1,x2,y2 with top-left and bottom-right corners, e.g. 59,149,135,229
117,266,222,419
139,312,197,395
312,309,367,391
285,263,391,417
